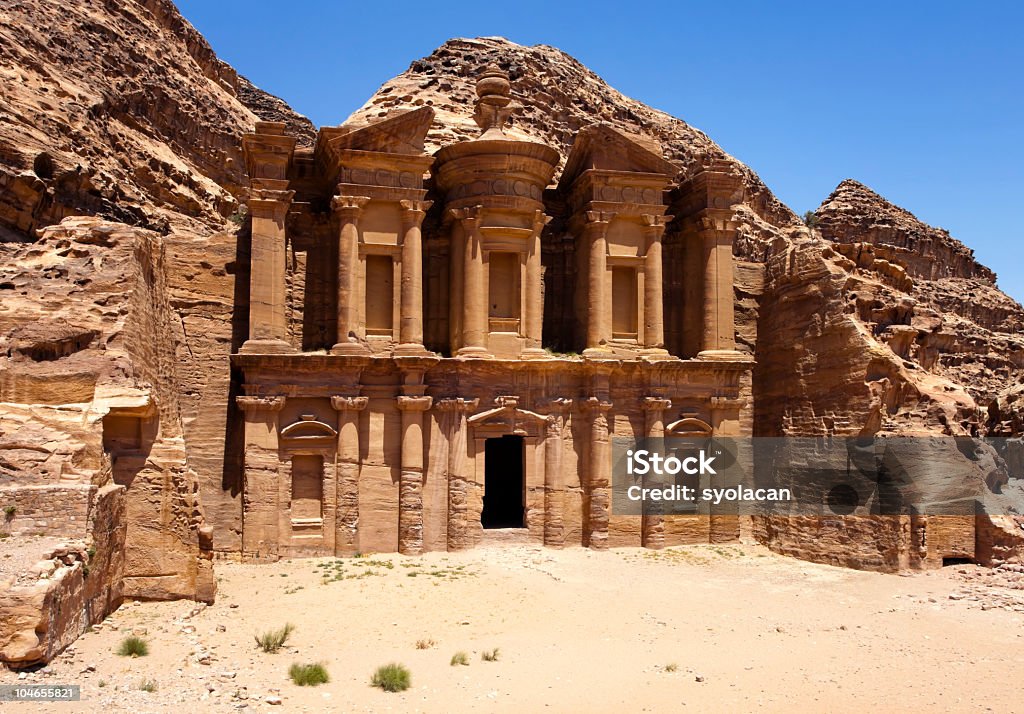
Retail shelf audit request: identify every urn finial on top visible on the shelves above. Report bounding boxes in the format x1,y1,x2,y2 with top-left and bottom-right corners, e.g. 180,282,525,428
473,64,515,138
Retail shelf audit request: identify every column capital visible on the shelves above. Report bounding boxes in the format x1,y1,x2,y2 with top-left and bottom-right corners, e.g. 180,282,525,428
710,396,747,410
642,397,673,412
396,395,433,412
331,194,370,220
531,209,552,235
436,397,480,414
399,199,433,228
641,213,674,236
584,210,616,228
449,204,484,230
236,395,286,412
539,397,573,414
580,396,612,414
331,395,369,411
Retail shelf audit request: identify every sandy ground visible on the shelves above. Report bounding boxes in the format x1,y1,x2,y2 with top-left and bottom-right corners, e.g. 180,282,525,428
4,543,1024,713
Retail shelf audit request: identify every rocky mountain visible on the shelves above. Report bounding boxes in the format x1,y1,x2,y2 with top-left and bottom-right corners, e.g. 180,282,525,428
1,2,1022,663
0,0,312,239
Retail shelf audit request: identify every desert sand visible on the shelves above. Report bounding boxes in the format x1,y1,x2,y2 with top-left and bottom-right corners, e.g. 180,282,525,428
3,543,1023,713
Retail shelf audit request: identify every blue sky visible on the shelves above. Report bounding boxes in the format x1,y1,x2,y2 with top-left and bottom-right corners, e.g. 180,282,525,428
176,0,1024,303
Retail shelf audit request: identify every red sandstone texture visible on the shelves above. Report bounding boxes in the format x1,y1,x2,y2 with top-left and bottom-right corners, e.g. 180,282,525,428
0,2,1022,664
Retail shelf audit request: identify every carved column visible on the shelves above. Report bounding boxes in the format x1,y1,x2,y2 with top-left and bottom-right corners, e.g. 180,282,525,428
331,195,370,354
584,211,614,353
524,209,551,356
641,214,671,352
397,200,432,354
451,206,489,357
641,397,672,549
698,217,738,356
237,395,286,560
542,398,572,547
242,187,295,353
582,396,613,549
396,395,433,554
438,397,479,551
331,395,368,556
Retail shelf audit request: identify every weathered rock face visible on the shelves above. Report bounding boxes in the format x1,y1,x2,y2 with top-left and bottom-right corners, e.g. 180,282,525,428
0,0,312,238
0,217,215,633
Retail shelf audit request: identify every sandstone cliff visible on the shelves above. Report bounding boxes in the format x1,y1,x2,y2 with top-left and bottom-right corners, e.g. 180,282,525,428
1,5,1022,666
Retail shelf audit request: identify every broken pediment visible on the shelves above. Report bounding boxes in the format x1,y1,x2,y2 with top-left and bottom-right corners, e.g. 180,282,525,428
318,106,435,157
560,123,678,190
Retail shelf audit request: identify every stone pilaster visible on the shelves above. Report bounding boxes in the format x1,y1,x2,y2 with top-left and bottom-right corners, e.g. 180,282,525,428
523,209,552,357
449,206,491,357
236,395,286,560
641,214,671,353
697,214,740,359
241,186,295,354
641,397,672,549
437,397,479,551
581,396,613,549
584,211,615,354
396,200,432,355
331,195,371,354
396,395,433,554
331,395,368,556
541,398,572,547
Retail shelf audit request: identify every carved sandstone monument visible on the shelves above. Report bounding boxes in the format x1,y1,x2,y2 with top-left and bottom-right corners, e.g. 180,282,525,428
233,67,751,558
1,1,1023,667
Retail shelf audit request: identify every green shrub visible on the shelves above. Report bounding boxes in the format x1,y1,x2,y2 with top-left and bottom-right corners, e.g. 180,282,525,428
3,505,15,519
289,662,329,687
450,651,469,666
481,647,500,662
255,623,295,653
116,635,148,657
371,663,410,692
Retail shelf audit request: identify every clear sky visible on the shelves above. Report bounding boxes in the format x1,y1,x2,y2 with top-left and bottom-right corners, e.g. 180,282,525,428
176,0,1024,303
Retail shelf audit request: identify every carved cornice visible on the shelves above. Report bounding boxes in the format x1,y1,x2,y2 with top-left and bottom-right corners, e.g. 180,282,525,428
436,397,480,413
584,210,616,227
236,395,286,412
396,395,433,412
331,395,369,411
331,195,370,220
399,199,433,229
539,397,573,414
531,209,552,237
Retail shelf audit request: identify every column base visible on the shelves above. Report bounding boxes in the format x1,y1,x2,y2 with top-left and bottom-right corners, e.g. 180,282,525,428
520,347,551,360
456,346,493,359
393,342,434,357
696,349,751,362
331,341,371,355
639,348,676,362
238,339,296,355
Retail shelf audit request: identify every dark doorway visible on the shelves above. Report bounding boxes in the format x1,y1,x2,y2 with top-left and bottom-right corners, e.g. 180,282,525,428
482,435,525,528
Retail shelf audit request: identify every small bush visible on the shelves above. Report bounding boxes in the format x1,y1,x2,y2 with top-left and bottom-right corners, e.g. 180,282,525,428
289,662,329,687
255,623,295,653
415,638,435,650
3,505,15,519
98,680,107,688
665,663,678,673
450,651,469,666
371,663,410,693
802,210,820,229
138,678,158,693
481,647,500,662
116,635,149,657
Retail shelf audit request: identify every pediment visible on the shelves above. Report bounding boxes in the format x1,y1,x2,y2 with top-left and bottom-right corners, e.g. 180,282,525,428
560,123,678,189
280,417,338,439
320,106,435,156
